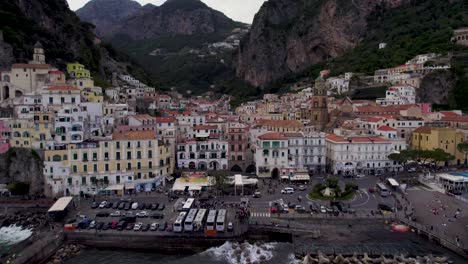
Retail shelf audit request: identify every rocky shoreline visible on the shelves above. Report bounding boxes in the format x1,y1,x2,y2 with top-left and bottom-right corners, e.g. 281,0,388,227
300,252,451,264
0,212,47,230
45,244,85,264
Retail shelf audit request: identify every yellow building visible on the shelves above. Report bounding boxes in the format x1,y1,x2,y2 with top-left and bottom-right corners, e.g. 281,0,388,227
81,88,104,103
67,62,91,78
412,126,466,164
9,113,54,150
44,130,174,196
71,78,95,89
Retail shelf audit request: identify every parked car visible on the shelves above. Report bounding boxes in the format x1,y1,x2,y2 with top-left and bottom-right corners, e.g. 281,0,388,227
96,212,110,218
270,207,278,214
110,221,119,229
124,203,132,211
282,205,289,213
157,203,165,211
136,211,149,218
77,219,92,229
253,191,262,198
88,221,96,229
105,202,113,209
298,185,306,191
295,205,306,213
368,187,375,193
91,202,99,209
110,211,121,217
133,222,143,231
131,202,139,210
142,224,150,232
98,201,108,209
102,222,111,230
281,187,294,194
320,205,327,213
112,202,120,209
227,222,234,232
119,216,136,223
138,203,146,210
378,203,393,212
356,174,365,178
150,222,159,231
96,222,104,230
446,190,462,196
145,203,152,210
117,221,127,231
126,223,134,230
326,207,333,214
118,202,126,210
151,203,159,211
150,213,164,219
159,222,167,231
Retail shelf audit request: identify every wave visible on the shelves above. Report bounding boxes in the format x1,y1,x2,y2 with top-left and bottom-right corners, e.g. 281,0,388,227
0,225,33,246
202,241,280,264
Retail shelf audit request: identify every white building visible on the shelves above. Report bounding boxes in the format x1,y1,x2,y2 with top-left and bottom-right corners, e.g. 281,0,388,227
376,85,416,106
176,135,228,171
284,132,326,174
375,126,407,152
326,77,349,95
326,134,398,176
254,132,289,178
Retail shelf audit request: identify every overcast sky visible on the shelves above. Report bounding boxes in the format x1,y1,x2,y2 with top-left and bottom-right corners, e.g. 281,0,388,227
67,0,266,23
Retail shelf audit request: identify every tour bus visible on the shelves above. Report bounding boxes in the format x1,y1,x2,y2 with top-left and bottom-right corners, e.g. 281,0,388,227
216,209,227,232
182,198,195,212
206,209,217,231
173,212,187,233
184,209,198,232
376,183,389,197
193,208,207,232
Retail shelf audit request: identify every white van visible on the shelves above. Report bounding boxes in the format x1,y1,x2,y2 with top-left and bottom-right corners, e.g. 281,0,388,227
281,187,294,194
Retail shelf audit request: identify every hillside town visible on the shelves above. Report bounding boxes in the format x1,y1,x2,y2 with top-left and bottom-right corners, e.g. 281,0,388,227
0,42,466,198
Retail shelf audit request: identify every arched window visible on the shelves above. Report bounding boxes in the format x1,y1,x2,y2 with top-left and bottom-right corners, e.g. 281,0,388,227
3,75,10,82
22,131,30,138
263,149,269,156
52,155,62,162
13,131,21,137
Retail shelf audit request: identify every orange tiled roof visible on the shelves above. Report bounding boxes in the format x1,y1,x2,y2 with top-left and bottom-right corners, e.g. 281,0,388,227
258,132,287,140
377,126,397,131
112,130,156,140
441,116,468,122
194,125,218,130
413,126,432,134
12,63,50,69
155,117,176,123
326,134,390,143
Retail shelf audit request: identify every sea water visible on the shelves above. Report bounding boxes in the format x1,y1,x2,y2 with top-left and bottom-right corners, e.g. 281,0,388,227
0,225,33,254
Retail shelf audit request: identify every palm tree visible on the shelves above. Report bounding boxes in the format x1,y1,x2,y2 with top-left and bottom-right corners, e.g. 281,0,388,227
457,142,468,166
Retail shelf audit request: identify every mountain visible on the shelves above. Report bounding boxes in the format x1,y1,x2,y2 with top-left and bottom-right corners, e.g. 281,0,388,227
236,0,412,87
76,0,142,38
0,0,151,85
76,0,247,94
77,0,241,40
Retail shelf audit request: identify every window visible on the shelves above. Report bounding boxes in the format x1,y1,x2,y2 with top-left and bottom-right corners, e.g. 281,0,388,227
116,142,120,149
82,153,88,161
116,152,120,160
117,163,121,170
72,165,77,173
105,164,109,171
83,164,87,172
127,151,131,160
148,150,152,158
93,164,97,172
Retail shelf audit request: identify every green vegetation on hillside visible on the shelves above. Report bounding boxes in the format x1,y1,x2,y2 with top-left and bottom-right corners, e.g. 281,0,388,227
308,0,468,76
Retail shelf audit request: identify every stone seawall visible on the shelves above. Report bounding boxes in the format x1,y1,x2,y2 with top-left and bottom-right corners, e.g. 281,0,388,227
12,232,64,264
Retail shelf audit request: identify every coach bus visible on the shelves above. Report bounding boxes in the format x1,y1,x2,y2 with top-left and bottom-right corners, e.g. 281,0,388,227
216,209,227,232
182,198,195,211
376,183,389,197
184,209,198,232
173,212,187,233
206,209,217,231
193,208,207,232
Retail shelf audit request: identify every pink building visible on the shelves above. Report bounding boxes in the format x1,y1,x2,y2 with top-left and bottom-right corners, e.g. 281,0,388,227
0,121,10,154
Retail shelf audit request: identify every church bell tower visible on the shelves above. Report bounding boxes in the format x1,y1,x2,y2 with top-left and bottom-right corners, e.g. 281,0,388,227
309,75,329,130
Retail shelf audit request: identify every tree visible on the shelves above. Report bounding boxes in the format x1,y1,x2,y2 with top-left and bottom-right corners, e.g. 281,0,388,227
388,149,413,172
326,177,339,188
432,148,455,167
7,181,30,196
457,142,468,166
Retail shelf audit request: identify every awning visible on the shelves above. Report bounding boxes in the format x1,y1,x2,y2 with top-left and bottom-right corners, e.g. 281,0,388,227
188,186,202,191
106,184,124,191
124,183,135,189
48,197,73,213
291,174,310,181
280,175,289,180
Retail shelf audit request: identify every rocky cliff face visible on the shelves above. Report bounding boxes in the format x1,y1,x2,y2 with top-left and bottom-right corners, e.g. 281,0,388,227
0,0,149,82
76,0,142,37
0,148,44,195
418,70,457,106
77,0,240,40
236,0,406,87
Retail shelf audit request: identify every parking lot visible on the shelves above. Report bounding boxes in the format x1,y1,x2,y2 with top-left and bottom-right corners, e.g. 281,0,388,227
70,195,246,237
